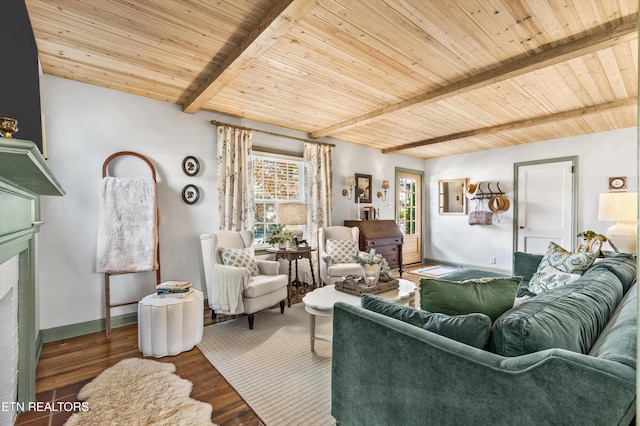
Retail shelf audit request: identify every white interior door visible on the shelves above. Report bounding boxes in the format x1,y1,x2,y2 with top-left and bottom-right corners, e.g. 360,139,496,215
516,159,576,253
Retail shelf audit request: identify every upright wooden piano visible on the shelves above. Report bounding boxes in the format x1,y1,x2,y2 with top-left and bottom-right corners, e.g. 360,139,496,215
344,220,403,276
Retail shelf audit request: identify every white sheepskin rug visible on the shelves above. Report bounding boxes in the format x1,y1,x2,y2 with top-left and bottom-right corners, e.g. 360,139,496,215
65,358,216,425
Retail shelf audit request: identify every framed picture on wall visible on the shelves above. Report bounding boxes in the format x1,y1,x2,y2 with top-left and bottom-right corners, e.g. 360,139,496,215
355,173,372,203
182,156,200,176
181,184,200,204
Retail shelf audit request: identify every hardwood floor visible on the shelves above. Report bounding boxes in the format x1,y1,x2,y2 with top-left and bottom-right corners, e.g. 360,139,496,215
16,309,263,426
17,271,422,425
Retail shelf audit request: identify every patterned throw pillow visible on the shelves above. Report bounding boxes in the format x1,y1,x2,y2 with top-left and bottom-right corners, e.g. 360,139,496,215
220,247,260,276
528,242,596,294
326,239,358,264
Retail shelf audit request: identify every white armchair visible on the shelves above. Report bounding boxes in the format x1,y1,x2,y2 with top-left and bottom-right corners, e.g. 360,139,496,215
200,230,288,329
318,226,364,286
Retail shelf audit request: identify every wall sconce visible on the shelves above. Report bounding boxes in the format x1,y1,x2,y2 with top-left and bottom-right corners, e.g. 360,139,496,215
343,176,355,200
377,180,390,201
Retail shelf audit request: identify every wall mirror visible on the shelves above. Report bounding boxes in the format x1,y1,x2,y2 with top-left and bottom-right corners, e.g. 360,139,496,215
439,178,468,214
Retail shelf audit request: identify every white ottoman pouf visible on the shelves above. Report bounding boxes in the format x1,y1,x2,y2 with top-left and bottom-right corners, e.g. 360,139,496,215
138,289,204,358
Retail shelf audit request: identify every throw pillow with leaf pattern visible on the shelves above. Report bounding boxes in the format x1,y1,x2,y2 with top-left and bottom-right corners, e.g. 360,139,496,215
528,242,596,294
326,239,359,263
220,247,260,276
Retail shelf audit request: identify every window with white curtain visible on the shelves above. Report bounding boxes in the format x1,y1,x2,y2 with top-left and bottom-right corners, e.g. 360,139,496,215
253,152,304,245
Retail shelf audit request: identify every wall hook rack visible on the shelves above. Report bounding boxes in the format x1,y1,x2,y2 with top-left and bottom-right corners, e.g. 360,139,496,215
472,181,505,200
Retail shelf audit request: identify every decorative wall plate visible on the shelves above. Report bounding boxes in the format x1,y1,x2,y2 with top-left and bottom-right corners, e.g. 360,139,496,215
608,176,626,191
182,184,200,204
182,156,200,176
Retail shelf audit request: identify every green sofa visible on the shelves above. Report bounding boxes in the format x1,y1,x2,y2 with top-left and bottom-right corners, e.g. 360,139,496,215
331,255,636,425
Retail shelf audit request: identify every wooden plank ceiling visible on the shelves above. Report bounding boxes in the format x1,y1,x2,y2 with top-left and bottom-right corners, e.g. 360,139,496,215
26,0,638,159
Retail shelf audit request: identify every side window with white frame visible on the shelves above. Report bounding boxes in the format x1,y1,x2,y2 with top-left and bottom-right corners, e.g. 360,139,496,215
253,153,304,246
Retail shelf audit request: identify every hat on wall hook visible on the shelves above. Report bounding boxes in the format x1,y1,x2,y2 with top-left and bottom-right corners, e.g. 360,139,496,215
488,194,510,223
465,182,479,199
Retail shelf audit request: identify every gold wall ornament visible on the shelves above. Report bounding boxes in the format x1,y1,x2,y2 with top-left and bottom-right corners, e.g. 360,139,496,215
0,117,18,138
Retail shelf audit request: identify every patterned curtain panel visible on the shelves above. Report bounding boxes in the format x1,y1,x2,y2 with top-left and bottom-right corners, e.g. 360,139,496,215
217,126,254,231
304,142,333,282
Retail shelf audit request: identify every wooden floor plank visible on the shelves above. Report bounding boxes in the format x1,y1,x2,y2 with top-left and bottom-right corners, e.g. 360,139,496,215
26,308,263,425
20,272,421,425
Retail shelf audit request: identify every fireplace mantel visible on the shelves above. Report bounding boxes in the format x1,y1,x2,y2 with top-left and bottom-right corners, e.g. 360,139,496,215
0,137,64,405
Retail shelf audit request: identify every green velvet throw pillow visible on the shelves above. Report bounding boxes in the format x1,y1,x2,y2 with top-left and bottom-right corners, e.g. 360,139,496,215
361,294,492,349
513,252,544,281
513,252,543,297
419,276,521,322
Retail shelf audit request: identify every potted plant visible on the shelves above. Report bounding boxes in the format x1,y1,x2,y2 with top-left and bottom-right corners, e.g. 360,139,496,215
352,249,391,285
265,225,296,249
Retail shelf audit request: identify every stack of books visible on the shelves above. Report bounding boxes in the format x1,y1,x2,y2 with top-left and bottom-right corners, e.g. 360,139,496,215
156,281,193,297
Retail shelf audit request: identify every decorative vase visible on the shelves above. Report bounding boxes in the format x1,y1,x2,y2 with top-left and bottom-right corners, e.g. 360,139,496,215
278,240,292,250
361,263,381,286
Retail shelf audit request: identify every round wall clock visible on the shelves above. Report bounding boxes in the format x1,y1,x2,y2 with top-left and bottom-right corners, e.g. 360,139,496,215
182,156,200,176
589,238,602,255
608,177,626,190
181,184,200,205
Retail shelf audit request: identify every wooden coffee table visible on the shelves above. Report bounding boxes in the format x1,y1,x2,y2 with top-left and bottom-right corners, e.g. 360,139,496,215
301,279,416,351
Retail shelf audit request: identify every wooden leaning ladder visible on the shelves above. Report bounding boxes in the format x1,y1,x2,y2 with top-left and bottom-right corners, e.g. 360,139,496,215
101,151,161,338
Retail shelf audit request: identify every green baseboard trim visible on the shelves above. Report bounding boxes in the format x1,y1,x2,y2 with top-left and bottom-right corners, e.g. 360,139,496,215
420,258,511,276
40,301,211,344
40,312,139,343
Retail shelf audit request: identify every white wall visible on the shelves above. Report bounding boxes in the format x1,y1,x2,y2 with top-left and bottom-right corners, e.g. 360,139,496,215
331,140,424,223
424,127,637,271
37,75,423,330
39,76,217,330
38,75,637,330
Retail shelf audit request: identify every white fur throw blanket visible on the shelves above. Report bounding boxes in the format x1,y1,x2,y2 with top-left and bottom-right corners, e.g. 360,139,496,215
96,177,159,274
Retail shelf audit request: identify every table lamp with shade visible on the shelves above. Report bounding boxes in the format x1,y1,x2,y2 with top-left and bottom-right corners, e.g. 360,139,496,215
598,192,638,254
277,203,308,241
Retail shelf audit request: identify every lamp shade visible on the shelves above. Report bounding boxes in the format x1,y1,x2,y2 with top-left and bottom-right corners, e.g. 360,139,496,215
347,176,355,187
277,203,307,225
598,192,637,222
382,180,390,190
598,192,637,254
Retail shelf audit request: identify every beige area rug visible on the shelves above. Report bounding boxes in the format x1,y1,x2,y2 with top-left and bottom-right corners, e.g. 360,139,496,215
65,358,216,425
198,304,334,426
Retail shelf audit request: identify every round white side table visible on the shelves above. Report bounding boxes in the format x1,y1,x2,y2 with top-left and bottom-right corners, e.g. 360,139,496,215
302,279,416,351
138,289,204,358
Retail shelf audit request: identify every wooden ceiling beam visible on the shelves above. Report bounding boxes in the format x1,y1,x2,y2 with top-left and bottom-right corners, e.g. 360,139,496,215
382,98,637,154
182,0,320,114
310,18,638,139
